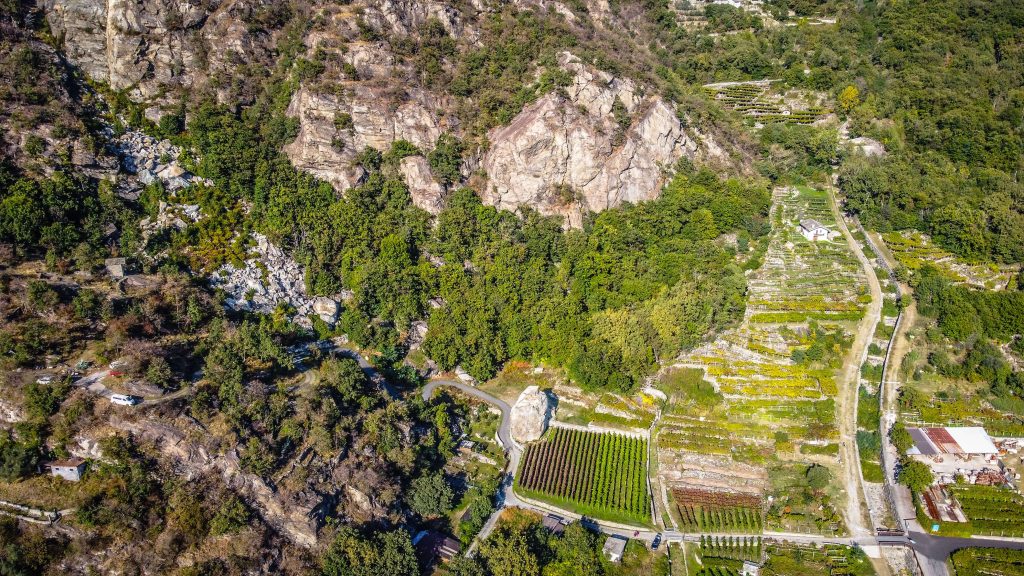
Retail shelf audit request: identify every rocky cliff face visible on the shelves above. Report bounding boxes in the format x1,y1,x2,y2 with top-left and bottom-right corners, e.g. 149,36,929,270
44,0,739,224
481,52,707,225
42,0,275,104
283,82,451,194
284,47,728,224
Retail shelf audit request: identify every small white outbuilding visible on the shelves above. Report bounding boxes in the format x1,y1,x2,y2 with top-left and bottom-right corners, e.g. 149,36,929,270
799,219,832,242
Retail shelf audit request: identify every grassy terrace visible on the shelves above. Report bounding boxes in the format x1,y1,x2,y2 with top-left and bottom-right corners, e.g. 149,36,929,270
704,83,829,125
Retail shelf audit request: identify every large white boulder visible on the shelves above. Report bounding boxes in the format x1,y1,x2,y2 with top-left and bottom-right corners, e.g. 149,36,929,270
510,385,550,443
313,297,340,324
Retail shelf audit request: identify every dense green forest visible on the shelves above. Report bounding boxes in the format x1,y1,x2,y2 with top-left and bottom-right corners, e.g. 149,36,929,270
181,101,769,387
640,0,1024,264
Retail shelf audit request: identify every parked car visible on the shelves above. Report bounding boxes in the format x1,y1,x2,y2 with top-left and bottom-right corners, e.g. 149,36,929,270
651,533,662,550
110,394,141,406
35,375,53,385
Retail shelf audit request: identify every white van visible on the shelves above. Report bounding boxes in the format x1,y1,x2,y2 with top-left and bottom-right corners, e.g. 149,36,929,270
110,394,141,406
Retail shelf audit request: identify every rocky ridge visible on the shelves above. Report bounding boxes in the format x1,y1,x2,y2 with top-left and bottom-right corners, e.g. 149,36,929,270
481,52,715,225
45,0,739,225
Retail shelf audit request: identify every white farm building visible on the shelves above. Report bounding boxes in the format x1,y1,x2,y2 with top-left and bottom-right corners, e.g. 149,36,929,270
799,219,833,241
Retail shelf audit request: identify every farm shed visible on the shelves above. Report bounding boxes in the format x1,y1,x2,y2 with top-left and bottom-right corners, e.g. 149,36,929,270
906,427,1002,482
906,427,998,456
603,535,627,562
798,219,832,241
44,457,86,481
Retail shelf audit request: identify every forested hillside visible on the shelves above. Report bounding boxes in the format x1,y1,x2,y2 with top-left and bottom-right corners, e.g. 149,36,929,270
0,0,1022,574
638,0,1024,263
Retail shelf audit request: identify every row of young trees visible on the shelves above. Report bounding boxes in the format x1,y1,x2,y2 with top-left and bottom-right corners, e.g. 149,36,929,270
950,547,1024,576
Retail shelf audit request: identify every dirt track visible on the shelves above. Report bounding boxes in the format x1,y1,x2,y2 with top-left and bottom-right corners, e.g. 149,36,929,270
827,186,881,539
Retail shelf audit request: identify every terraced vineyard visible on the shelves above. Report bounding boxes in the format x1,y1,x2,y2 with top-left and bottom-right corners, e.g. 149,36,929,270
704,81,829,125
881,230,1018,290
516,428,650,525
673,488,764,533
952,485,1024,537
656,186,867,535
552,385,659,432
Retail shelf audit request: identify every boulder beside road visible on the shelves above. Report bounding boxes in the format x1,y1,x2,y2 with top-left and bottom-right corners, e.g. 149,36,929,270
510,385,550,444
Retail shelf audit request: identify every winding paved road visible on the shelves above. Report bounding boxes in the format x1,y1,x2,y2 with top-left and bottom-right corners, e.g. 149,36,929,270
421,380,513,449
421,379,521,552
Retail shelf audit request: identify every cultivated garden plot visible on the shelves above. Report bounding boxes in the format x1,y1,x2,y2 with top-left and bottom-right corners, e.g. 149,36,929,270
515,428,651,525
656,186,869,535
761,542,878,576
881,230,1018,290
703,82,829,126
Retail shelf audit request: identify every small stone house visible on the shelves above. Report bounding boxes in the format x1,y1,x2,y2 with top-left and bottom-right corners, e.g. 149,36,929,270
542,514,566,535
799,219,831,242
412,530,461,564
44,458,86,482
603,536,628,563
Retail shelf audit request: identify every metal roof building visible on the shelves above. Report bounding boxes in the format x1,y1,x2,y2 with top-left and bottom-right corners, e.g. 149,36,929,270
906,427,998,456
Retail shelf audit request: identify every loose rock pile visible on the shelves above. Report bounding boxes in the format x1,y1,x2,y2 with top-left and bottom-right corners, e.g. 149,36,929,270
139,201,201,244
209,233,344,327
113,131,210,192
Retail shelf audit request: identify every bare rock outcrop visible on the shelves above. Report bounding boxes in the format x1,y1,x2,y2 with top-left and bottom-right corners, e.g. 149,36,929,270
312,297,340,325
111,416,318,547
481,52,699,226
400,155,446,214
283,83,450,192
43,0,273,101
510,385,550,444
361,0,465,39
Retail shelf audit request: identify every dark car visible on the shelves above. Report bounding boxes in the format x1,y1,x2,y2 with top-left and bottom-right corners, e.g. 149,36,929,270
651,533,662,550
